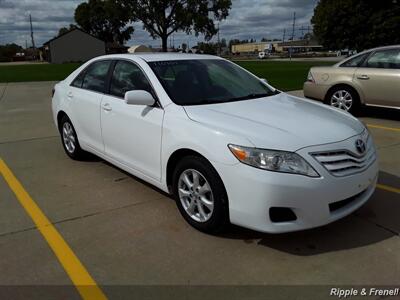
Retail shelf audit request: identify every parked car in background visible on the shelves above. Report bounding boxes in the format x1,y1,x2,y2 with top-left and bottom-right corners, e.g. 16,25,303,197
304,45,400,114
258,51,270,59
52,53,378,234
337,49,357,57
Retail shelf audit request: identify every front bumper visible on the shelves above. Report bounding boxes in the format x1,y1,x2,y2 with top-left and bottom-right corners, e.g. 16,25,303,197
212,138,378,234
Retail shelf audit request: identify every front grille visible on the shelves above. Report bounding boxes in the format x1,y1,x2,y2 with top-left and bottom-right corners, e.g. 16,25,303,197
310,137,376,177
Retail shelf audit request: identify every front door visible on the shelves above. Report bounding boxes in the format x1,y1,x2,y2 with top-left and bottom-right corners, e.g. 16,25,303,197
354,48,400,107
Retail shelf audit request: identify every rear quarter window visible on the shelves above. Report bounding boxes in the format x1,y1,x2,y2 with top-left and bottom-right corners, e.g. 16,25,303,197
82,60,112,93
71,70,85,88
340,53,370,68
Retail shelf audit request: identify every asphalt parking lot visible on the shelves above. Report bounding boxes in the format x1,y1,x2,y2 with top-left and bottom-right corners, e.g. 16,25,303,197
0,82,399,300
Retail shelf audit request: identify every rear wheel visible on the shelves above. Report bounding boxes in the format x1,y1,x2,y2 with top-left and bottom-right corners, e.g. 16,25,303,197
172,156,229,233
60,115,86,160
326,86,360,114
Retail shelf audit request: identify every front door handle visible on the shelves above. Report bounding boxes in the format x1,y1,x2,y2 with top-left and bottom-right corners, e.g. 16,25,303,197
102,103,112,112
357,75,370,80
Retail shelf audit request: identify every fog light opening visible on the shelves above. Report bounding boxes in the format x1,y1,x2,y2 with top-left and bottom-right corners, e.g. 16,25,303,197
269,207,297,223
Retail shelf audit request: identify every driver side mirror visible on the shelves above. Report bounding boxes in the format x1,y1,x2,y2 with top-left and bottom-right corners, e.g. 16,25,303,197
125,90,155,106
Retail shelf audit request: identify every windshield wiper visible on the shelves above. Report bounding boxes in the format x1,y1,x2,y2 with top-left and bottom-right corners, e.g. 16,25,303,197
225,93,274,102
184,92,279,106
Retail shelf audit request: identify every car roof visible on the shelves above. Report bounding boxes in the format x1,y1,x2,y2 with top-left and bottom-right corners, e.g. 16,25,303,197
352,45,400,57
333,45,400,67
100,53,223,62
368,45,400,51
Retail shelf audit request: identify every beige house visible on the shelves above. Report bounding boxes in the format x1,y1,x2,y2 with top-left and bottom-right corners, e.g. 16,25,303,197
231,42,272,54
127,45,153,53
232,39,322,54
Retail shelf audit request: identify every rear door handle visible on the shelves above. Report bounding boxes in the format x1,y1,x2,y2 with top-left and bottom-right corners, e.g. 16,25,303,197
102,103,112,112
357,75,370,80
67,92,73,99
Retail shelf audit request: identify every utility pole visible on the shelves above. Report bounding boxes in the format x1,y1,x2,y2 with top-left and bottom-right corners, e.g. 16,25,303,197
217,22,221,56
29,14,36,59
290,12,296,61
282,28,286,43
291,12,296,41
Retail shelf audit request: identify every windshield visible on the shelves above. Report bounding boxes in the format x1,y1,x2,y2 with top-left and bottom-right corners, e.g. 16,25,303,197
148,59,278,105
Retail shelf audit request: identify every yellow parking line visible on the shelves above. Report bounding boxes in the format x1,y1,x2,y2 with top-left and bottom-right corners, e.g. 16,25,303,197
377,184,400,194
0,159,107,300
367,124,400,133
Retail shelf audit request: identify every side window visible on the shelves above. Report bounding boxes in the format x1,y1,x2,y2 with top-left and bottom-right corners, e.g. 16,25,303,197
71,70,85,88
81,60,112,93
365,49,400,69
340,53,369,67
110,61,152,98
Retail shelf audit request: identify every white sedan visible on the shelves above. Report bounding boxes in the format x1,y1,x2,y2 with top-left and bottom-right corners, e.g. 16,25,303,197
52,53,378,234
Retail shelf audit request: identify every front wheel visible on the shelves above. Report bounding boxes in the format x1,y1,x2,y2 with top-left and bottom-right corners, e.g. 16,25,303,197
172,156,229,233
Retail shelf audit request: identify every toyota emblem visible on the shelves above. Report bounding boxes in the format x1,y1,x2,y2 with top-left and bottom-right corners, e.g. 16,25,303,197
355,139,366,154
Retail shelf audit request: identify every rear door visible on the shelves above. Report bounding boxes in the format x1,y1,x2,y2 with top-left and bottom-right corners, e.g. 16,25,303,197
354,48,400,107
100,60,164,181
68,60,112,151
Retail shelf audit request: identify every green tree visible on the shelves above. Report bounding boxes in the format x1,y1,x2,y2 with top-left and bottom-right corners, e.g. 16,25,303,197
75,0,134,45
128,0,232,52
58,24,78,36
0,43,23,62
181,43,188,52
302,32,314,41
197,42,217,54
312,0,400,51
220,38,227,48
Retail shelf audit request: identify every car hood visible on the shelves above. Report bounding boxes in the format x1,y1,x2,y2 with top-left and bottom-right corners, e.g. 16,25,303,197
184,93,364,151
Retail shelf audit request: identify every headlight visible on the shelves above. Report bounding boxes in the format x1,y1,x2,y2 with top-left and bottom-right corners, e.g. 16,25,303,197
228,144,319,177
361,127,370,141
360,121,371,136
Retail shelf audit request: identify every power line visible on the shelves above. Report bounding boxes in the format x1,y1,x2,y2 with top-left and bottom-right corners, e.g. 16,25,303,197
300,25,305,38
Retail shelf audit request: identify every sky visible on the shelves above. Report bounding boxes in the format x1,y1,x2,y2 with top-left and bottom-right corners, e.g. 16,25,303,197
0,0,318,48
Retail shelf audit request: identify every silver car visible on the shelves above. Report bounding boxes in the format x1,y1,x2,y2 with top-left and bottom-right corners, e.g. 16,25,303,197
304,45,400,114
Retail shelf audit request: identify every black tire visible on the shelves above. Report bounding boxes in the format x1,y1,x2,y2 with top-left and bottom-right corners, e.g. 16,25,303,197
59,115,86,160
325,86,361,115
172,155,229,234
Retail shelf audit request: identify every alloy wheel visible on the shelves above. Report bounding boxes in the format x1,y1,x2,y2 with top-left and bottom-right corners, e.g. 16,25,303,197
178,169,214,223
62,122,76,154
330,90,353,111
